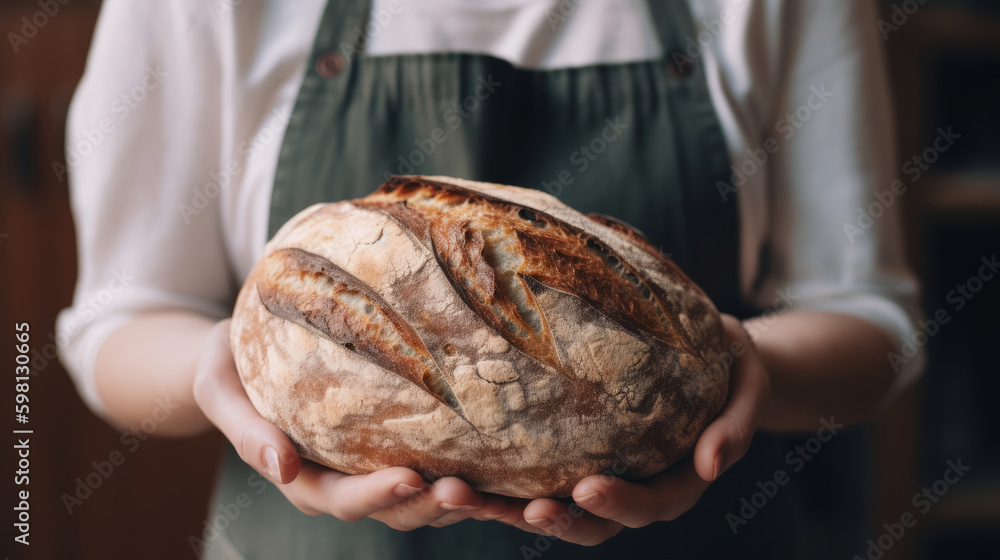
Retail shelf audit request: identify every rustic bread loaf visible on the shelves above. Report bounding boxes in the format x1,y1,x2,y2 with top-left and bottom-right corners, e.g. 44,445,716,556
230,175,729,498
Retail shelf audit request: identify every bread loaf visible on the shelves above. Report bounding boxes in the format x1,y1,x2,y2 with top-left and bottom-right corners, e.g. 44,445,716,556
231,175,729,498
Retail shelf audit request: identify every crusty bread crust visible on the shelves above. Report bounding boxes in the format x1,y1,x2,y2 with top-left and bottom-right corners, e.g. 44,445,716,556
231,175,728,498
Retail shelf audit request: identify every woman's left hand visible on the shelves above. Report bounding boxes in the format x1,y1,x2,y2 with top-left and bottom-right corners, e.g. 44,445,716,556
486,314,770,545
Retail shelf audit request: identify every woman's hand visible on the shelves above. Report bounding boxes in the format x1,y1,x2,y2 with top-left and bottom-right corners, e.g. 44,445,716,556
192,319,511,529
191,313,766,538
501,314,771,545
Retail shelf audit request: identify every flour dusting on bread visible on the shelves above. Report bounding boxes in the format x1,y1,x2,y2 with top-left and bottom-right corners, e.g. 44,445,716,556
231,175,728,498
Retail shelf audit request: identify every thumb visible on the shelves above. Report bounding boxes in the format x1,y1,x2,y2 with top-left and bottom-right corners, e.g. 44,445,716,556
693,314,768,482
193,319,301,484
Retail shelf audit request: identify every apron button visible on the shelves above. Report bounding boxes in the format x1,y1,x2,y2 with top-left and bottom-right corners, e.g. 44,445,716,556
316,51,345,78
665,51,695,79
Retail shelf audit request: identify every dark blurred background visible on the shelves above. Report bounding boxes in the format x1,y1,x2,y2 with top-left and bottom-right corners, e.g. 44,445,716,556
0,5,222,559
1,1,998,559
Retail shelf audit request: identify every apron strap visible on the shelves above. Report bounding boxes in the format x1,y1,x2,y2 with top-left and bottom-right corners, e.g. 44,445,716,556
313,0,370,62
646,0,693,55
269,0,370,238
646,0,746,316
280,0,748,317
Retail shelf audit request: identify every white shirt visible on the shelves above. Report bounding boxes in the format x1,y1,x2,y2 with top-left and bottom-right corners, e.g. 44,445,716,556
57,0,924,417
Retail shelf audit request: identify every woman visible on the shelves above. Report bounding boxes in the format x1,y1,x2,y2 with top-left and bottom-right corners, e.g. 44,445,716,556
59,0,922,557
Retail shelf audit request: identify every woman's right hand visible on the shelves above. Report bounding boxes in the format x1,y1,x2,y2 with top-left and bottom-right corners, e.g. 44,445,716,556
192,319,512,529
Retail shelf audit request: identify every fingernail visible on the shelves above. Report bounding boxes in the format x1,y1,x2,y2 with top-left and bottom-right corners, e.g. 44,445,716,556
264,447,282,482
525,516,555,530
393,483,423,498
713,449,728,481
475,513,504,520
440,503,476,511
576,491,605,509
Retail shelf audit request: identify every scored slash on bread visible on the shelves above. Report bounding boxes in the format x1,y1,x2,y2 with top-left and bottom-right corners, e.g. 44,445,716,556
356,177,696,370
231,175,728,498
257,247,464,412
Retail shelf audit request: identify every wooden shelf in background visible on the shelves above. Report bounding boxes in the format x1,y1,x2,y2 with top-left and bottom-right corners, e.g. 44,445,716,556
926,478,1000,525
903,8,1000,47
916,174,1000,215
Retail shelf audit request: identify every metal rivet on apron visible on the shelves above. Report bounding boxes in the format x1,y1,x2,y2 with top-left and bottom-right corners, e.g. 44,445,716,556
315,51,346,78
665,50,695,79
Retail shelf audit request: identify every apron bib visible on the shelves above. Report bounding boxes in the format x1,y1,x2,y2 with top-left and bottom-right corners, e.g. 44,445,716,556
200,1,848,557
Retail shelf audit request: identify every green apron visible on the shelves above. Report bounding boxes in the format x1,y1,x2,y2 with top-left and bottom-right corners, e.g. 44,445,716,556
201,1,868,558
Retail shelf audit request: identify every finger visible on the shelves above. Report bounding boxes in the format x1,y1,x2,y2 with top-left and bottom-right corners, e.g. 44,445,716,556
428,512,470,528
275,461,426,519
432,493,511,527
324,466,430,522
492,499,556,537
693,315,770,482
471,493,513,521
571,460,710,527
522,498,623,546
192,320,300,484
272,460,349,516
375,476,484,530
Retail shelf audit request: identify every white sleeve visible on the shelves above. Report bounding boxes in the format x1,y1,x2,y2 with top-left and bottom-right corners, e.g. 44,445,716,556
747,0,925,396
56,0,234,419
